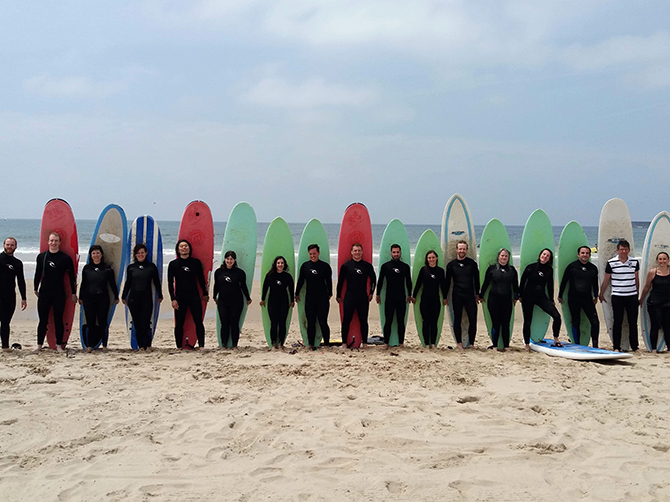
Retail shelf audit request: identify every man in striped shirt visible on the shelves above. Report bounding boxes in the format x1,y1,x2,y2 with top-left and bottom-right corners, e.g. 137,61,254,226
599,240,639,352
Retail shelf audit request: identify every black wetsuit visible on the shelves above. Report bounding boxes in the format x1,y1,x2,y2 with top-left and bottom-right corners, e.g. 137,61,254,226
445,257,480,345
79,262,118,348
519,262,561,344
0,252,26,349
376,259,412,346
412,265,447,347
122,261,162,349
337,259,376,348
558,260,599,346
295,259,332,347
214,266,251,348
480,264,519,348
262,271,294,347
646,273,670,350
168,257,207,348
34,250,76,346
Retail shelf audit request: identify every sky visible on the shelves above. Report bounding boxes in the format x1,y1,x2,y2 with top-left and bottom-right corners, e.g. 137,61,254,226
1,1,668,225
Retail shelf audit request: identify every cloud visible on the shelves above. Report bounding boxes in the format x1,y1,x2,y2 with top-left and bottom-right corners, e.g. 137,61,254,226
24,75,128,98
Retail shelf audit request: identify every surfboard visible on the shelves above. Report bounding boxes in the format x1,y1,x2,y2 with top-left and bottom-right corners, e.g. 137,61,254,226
640,211,670,352
79,204,128,349
441,194,477,348
519,209,555,343
296,219,331,348
479,219,515,349
39,198,79,349
176,201,214,349
261,217,295,348
126,215,163,350
337,203,373,348
557,221,592,345
412,230,445,347
217,202,257,348
378,219,411,347
530,338,633,360
598,198,635,351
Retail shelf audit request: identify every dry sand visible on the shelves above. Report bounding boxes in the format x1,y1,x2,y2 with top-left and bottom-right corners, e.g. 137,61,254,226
1,282,670,501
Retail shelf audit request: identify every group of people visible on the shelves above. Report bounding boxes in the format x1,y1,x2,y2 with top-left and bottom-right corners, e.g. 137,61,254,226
1,233,669,354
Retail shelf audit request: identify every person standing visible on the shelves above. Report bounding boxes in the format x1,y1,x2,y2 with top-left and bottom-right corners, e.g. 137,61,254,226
0,237,27,351
445,240,480,349
375,244,412,348
411,250,448,349
337,243,376,349
639,251,670,353
480,248,519,352
295,244,332,350
213,251,252,349
260,256,295,350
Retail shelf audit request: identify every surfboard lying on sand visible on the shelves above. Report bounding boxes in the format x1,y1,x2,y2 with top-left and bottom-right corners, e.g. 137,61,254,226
530,338,633,360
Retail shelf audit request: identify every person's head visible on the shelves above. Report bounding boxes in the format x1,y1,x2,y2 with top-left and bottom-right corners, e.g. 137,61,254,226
424,250,439,267
308,244,320,262
497,248,510,266
538,248,553,266
351,243,363,261
223,250,237,269
89,244,104,265
577,246,591,264
390,244,401,260
656,251,669,267
48,232,61,252
616,239,630,261
133,243,148,263
271,255,288,274
456,240,468,260
176,239,192,258
3,237,17,255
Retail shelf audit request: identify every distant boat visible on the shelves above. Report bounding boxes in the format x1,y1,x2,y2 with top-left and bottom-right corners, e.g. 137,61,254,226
632,221,651,228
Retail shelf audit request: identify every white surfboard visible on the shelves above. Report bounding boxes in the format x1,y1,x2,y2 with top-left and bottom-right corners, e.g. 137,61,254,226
598,198,635,351
530,338,633,361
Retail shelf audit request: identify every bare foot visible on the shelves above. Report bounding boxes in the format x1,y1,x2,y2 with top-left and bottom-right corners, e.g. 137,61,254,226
457,343,464,350
85,347,93,353
362,343,368,350
56,345,64,352
32,346,42,354
525,344,531,352
146,347,153,353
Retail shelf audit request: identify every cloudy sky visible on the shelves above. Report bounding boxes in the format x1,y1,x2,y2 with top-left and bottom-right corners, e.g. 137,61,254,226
1,1,668,224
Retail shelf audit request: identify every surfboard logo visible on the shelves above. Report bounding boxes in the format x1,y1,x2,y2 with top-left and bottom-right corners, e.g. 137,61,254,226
189,230,206,244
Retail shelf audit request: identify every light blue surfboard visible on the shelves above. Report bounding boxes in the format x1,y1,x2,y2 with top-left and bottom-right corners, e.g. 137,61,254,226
530,338,632,360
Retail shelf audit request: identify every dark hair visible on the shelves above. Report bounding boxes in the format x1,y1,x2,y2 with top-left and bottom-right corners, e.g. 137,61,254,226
271,255,289,274
456,240,468,249
537,248,553,266
391,244,401,251
617,239,630,250
222,250,237,268
657,251,669,261
307,244,320,252
175,239,192,256
88,244,104,262
577,245,591,255
132,244,150,263
424,250,438,267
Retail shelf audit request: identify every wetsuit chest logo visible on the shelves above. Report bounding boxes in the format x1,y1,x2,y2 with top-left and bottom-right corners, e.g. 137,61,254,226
392,268,400,273
182,266,191,272
582,267,586,271
310,269,318,275
48,261,56,268
430,274,436,279
139,265,144,269
94,267,100,272
276,280,282,285
355,268,362,274
6,264,13,270
538,271,544,277
459,263,464,267
225,276,232,282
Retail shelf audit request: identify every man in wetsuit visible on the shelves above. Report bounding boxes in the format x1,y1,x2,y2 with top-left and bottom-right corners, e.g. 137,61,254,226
336,243,376,349
0,237,27,351
558,245,600,347
34,232,77,352
375,244,412,348
295,244,332,350
445,240,480,349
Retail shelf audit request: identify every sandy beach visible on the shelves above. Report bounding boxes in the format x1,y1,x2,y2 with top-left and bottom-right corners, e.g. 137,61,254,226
1,280,669,501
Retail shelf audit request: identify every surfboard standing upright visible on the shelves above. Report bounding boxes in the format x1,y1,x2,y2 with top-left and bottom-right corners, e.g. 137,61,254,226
176,201,214,349
260,217,295,348
519,209,556,343
39,199,79,349
337,203,374,349
218,202,257,348
378,219,411,347
640,211,670,352
80,204,128,349
479,219,515,349
598,198,635,351
412,229,445,347
297,219,330,348
441,194,477,348
126,215,163,350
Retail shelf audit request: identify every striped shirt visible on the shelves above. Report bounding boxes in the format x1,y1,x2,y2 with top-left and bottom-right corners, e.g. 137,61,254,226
605,257,639,296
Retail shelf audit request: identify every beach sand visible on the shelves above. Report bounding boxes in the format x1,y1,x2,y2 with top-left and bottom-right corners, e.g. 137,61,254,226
1,282,670,501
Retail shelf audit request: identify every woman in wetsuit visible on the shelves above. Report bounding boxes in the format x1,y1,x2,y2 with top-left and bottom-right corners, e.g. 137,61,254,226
519,248,562,352
214,251,252,349
480,248,519,351
639,251,670,353
411,250,447,349
122,244,163,351
79,245,119,351
260,256,294,350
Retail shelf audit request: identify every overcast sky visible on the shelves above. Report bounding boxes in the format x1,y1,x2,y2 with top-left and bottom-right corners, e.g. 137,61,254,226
1,1,668,225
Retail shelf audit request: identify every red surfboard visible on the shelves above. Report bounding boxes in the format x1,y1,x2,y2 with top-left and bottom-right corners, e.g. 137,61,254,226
176,201,214,348
337,203,373,348
39,199,79,349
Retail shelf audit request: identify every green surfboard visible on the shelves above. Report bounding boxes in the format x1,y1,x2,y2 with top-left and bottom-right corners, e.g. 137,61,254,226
261,217,296,348
296,219,331,347
558,221,592,345
412,230,445,347
479,219,515,349
217,202,257,348
378,219,411,347
519,209,556,343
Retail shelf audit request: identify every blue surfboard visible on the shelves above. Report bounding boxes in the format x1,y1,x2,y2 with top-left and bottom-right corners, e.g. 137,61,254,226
530,338,633,360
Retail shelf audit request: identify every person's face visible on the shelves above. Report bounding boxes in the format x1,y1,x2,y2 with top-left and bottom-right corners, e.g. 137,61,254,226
91,250,103,264
578,248,591,264
135,248,147,262
3,239,16,255
351,246,363,261
178,241,190,257
657,254,669,267
456,243,467,260
427,252,438,267
48,234,61,252
391,247,401,260
498,251,509,266
539,249,551,265
225,256,236,268
617,245,630,261
276,258,285,273
308,248,320,262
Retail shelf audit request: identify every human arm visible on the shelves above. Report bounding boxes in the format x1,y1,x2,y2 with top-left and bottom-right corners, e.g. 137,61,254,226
639,269,655,305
